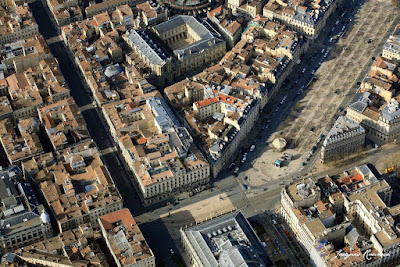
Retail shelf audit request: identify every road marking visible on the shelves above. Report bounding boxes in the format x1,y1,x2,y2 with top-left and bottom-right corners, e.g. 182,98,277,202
79,103,96,112
99,147,117,155
46,35,62,44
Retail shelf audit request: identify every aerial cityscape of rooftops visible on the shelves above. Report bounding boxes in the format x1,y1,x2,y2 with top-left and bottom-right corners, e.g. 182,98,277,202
0,0,400,266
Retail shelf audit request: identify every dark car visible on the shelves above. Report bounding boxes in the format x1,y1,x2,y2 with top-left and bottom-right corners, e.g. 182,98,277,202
242,184,248,190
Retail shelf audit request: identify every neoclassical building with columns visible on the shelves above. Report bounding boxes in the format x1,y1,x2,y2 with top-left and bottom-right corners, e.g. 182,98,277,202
124,15,226,86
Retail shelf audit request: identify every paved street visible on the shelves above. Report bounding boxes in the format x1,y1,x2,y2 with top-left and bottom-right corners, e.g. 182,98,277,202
28,1,178,265
26,0,400,265
235,0,400,187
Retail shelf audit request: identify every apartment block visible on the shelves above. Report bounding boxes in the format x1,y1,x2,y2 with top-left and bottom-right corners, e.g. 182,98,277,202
0,166,53,254
85,0,139,18
208,6,242,48
136,1,167,27
46,0,83,26
240,16,308,94
165,74,259,177
0,0,39,45
0,96,13,120
99,209,155,267
5,57,70,120
102,94,210,203
227,0,263,18
22,140,123,232
383,24,400,61
321,116,365,163
0,35,52,71
38,97,89,151
347,92,400,146
124,15,226,86
263,0,342,39
162,0,210,14
0,117,43,165
344,51,400,146
181,211,273,266
61,14,157,106
6,225,109,266
164,17,309,176
237,0,264,19
281,164,400,266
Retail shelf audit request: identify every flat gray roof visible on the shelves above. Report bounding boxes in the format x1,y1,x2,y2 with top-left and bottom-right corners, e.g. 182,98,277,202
125,30,167,66
182,211,273,266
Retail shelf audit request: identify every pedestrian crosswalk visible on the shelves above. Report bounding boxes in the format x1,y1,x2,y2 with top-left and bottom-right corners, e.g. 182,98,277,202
46,35,62,44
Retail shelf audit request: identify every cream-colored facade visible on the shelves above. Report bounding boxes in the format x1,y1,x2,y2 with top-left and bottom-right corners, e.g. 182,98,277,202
0,166,53,254
85,0,137,17
38,98,89,151
99,209,155,267
383,24,400,60
165,77,260,177
347,92,400,145
236,0,263,19
125,15,226,86
102,95,210,204
4,56,70,121
46,0,83,26
8,226,110,266
263,0,342,40
321,116,365,163
0,35,53,71
0,0,39,45
22,141,124,232
281,167,400,266
207,7,242,48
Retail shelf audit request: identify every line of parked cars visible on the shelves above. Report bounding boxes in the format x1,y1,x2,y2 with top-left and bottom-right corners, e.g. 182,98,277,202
230,144,257,175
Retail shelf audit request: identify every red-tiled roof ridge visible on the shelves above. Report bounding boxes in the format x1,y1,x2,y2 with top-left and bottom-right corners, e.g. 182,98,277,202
99,208,135,230
208,5,222,17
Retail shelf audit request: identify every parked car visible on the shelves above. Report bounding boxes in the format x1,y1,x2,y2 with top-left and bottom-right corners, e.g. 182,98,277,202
250,145,256,152
242,184,248,190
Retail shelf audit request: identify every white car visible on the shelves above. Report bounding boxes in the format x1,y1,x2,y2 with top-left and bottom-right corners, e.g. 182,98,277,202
250,145,256,152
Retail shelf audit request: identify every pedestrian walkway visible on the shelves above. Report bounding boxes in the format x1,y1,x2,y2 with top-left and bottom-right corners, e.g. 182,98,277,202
99,147,117,156
46,35,62,44
79,103,96,112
